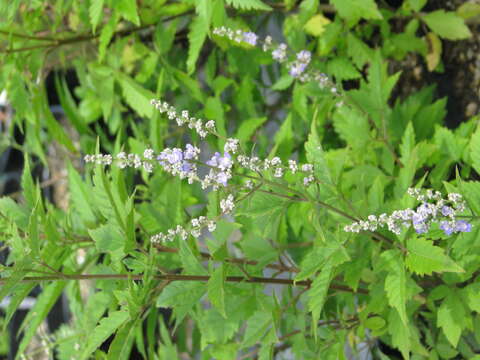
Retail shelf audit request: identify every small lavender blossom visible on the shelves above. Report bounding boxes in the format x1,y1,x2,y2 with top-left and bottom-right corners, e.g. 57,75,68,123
243,31,258,46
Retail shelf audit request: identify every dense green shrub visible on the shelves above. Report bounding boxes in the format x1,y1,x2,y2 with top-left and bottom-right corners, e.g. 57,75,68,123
1,0,480,359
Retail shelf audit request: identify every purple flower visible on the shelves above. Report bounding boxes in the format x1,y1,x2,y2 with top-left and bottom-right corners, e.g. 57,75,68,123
413,222,429,234
167,148,183,164
455,220,472,233
411,213,425,225
296,50,311,63
440,221,454,236
289,63,307,78
242,32,258,46
206,152,221,167
216,172,229,186
441,206,454,217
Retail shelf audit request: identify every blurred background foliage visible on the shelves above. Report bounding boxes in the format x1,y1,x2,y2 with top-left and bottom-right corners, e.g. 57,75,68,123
1,0,480,359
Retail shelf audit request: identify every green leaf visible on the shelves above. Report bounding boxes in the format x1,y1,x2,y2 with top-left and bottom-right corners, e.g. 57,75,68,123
308,264,333,339
470,128,480,175
118,0,140,25
236,117,267,143
365,316,386,330
305,123,333,185
388,309,411,360
382,251,408,325
271,75,294,90
405,237,464,276
304,14,331,37
238,191,288,217
99,12,118,62
67,162,96,224
21,155,36,209
408,0,426,12
437,294,467,347
331,0,382,22
242,311,273,347
457,2,480,19
89,0,104,33
225,0,272,11
422,10,471,40
187,17,208,75
107,319,140,360
207,264,226,318
333,106,370,150
327,57,361,80
157,282,205,325
347,33,373,68
80,310,130,360
115,72,155,117
89,223,125,255
179,240,208,275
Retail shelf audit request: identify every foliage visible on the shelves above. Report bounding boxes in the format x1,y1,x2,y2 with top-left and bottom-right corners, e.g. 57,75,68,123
1,0,480,359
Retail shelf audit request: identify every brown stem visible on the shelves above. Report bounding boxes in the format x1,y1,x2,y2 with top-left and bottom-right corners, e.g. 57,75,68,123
1,11,193,54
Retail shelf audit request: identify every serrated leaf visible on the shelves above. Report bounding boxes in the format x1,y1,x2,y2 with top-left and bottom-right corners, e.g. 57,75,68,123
107,319,140,360
67,162,96,224
304,14,331,36
118,0,140,25
347,33,373,68
225,0,272,11
327,57,361,80
242,311,273,347
437,294,466,347
470,128,480,175
382,251,408,325
405,237,464,276
422,10,471,40
21,155,36,209
305,123,333,185
187,17,208,75
236,116,267,143
80,310,130,360
89,223,125,255
115,72,154,117
157,282,205,325
331,0,382,22
207,264,226,318
89,0,104,33
179,240,208,275
308,263,333,339
99,12,118,62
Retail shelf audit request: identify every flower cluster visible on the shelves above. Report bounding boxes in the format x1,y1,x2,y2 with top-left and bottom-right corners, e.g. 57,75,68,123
151,99,215,138
84,150,156,173
157,144,200,184
237,155,314,185
344,188,472,236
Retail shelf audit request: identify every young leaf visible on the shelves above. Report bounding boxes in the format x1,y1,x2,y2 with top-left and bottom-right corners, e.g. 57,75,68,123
422,10,471,40
21,155,36,209
118,0,140,25
305,124,333,185
207,264,226,318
